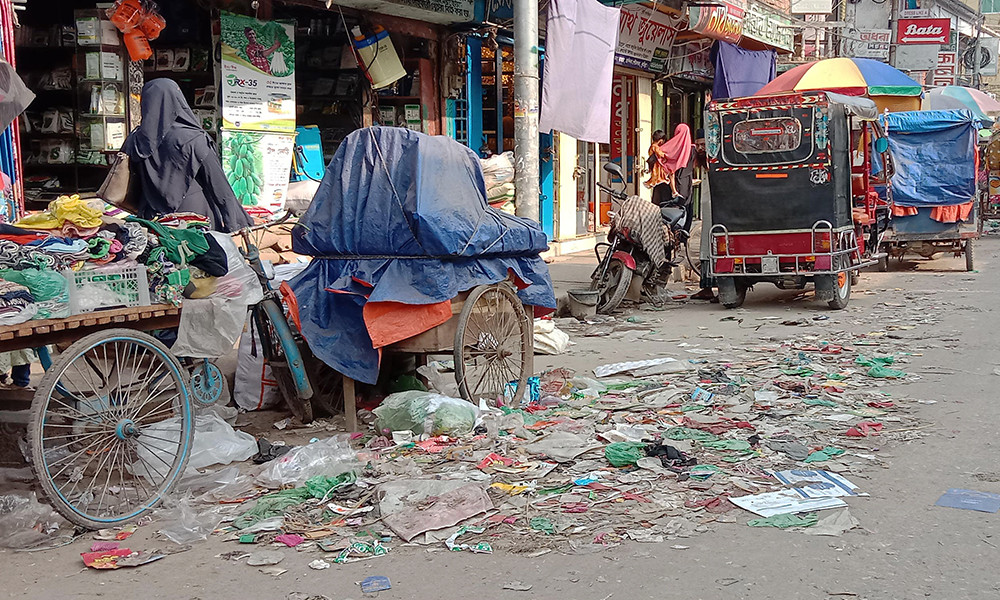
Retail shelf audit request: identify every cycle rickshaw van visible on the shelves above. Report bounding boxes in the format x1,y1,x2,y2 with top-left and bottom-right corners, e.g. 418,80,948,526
706,91,893,309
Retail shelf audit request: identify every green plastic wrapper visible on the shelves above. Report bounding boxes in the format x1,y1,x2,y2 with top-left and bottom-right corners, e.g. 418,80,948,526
0,268,69,318
747,513,818,528
605,442,647,467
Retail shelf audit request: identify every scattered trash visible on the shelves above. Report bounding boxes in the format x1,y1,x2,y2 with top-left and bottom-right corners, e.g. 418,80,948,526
534,319,570,354
799,509,859,536
446,526,493,553
935,489,1000,513
81,549,165,569
502,581,533,592
373,391,479,437
382,483,492,542
155,496,222,546
360,576,392,593
274,533,304,547
308,559,331,570
747,513,818,529
605,442,648,467
332,541,389,564
246,551,285,566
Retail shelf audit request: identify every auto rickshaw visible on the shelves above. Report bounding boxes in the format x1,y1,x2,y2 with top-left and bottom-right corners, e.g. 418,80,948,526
706,91,893,309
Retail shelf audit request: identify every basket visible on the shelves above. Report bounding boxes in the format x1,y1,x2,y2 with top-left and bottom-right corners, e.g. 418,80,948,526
63,264,151,315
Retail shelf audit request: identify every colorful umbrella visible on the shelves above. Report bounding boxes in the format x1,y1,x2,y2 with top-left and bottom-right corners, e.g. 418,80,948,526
925,86,1000,118
756,58,922,98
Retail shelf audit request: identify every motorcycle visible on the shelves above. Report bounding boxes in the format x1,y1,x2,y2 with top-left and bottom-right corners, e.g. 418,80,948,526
589,162,688,313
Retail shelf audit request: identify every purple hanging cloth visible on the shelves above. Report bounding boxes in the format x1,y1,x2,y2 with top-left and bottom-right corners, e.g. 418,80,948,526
710,41,776,100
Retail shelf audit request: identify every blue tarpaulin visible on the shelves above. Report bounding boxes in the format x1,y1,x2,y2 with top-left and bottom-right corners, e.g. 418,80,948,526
290,127,556,384
878,110,979,208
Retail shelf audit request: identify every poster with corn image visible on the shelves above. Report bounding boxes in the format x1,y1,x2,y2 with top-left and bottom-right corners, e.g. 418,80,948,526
219,12,295,132
222,129,295,215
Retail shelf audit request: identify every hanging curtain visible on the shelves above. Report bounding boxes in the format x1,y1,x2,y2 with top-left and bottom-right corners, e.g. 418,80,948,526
0,0,22,222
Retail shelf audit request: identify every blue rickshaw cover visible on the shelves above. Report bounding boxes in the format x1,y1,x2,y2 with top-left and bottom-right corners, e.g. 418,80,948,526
290,127,555,384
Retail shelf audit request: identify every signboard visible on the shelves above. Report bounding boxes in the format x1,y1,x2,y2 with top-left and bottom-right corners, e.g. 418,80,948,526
931,51,958,86
615,5,684,72
221,130,295,214
897,18,951,45
790,0,831,14
687,2,744,44
668,39,714,81
742,1,794,52
610,74,636,168
899,0,930,18
983,37,1000,76
220,13,296,132
340,0,474,24
849,29,891,59
895,43,939,70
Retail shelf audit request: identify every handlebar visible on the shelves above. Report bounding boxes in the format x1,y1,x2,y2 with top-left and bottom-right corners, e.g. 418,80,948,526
596,182,629,202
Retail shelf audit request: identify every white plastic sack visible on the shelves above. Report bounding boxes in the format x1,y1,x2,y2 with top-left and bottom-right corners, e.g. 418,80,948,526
481,152,515,190
534,319,570,355
487,181,515,200
373,391,480,436
416,360,460,397
131,413,257,478
234,314,282,411
256,435,359,488
172,232,262,359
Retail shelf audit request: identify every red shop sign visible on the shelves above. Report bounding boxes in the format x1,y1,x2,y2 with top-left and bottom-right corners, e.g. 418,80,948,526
687,2,744,44
897,18,950,45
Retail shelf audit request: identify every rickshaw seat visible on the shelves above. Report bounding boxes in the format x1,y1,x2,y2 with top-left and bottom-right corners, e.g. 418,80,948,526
851,174,865,196
852,207,873,225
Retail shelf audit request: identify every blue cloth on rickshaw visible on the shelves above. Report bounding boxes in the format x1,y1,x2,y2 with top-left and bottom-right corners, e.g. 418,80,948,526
289,127,555,385
876,110,979,208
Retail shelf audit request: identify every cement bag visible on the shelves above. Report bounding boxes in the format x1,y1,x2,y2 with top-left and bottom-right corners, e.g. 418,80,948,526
534,319,570,355
481,152,514,190
234,315,282,411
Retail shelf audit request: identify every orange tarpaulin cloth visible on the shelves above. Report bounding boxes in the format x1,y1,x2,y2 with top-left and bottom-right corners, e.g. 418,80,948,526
892,205,918,217
930,201,974,224
363,300,452,349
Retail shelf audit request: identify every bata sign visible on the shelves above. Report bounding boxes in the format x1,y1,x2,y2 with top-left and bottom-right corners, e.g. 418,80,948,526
897,18,950,45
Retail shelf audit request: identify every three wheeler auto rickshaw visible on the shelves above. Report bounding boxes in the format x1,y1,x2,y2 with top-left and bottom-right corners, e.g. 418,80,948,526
706,91,893,309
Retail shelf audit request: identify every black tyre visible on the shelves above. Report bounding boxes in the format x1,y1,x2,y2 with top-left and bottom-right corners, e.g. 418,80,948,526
718,277,746,309
966,239,975,271
254,299,314,424
591,258,632,314
826,271,851,310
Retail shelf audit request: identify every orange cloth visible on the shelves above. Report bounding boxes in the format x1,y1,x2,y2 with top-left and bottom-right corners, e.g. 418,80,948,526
644,143,671,188
930,201,974,223
892,205,918,217
363,300,452,349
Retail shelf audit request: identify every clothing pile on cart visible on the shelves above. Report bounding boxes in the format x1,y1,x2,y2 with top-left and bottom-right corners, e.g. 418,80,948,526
0,194,257,341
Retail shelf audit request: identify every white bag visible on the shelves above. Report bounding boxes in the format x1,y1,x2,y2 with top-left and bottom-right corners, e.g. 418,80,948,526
233,314,282,411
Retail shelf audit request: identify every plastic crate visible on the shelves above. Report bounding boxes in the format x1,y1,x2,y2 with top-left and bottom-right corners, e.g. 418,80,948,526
63,264,151,315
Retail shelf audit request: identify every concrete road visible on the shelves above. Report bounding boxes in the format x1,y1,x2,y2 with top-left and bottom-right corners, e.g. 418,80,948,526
1,239,998,600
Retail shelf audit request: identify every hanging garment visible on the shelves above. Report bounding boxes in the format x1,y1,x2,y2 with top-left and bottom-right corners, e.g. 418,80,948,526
711,41,776,100
539,0,619,144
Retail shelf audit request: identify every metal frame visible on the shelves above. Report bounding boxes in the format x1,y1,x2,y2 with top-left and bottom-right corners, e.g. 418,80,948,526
709,223,879,276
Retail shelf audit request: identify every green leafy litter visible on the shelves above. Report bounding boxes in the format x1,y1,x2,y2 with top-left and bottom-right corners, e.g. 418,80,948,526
232,472,356,529
605,442,648,467
530,517,555,535
856,355,895,367
868,365,907,378
803,398,838,407
701,440,752,452
664,427,719,442
803,446,846,463
747,513,818,528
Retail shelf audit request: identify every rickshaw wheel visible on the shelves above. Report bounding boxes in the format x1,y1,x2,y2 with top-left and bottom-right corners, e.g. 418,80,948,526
966,240,975,271
718,277,747,309
29,329,192,529
254,300,314,424
454,283,532,408
591,259,632,314
827,270,852,310
307,356,344,418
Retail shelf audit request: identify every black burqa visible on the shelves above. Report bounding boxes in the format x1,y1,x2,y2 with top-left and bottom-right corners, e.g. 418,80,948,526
121,79,252,233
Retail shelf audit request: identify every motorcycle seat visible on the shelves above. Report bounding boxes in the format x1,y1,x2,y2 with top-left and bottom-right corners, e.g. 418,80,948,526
660,206,686,228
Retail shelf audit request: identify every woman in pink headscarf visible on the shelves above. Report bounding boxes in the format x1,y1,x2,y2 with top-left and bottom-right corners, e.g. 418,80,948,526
646,124,694,212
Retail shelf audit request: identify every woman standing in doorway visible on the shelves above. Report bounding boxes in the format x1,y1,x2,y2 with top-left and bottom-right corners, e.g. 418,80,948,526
646,124,695,228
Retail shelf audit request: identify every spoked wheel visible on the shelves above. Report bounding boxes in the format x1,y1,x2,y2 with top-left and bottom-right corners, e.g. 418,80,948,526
454,283,532,408
29,329,192,529
307,356,344,418
253,299,313,424
189,360,229,407
590,258,632,314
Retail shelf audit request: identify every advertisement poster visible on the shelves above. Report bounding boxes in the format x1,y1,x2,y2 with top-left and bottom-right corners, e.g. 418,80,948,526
896,18,950,45
848,29,891,60
221,130,295,214
220,13,296,132
932,52,958,86
615,5,683,72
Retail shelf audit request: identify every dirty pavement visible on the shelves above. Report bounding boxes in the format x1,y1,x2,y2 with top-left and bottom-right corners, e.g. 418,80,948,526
2,244,1000,600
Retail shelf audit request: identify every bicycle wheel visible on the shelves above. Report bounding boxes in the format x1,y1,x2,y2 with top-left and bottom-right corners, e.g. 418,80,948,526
454,283,532,408
29,329,192,529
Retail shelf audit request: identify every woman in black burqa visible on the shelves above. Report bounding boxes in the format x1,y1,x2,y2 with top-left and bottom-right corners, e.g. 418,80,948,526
122,79,252,233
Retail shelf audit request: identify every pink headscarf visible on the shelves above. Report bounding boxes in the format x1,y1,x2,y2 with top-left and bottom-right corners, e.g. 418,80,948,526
657,124,693,173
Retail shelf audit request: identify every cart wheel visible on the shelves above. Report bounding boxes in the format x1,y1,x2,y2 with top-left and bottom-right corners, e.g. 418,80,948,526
718,277,746,309
454,283,532,408
591,258,632,314
29,329,192,529
254,299,313,424
307,356,344,418
189,361,228,407
966,239,975,271
827,270,852,310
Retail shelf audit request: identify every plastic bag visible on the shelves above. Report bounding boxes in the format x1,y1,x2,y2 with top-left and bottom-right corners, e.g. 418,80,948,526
131,413,257,479
256,435,359,488
480,152,515,190
417,361,460,397
0,492,71,549
605,442,647,467
155,494,222,545
569,376,606,399
0,267,70,318
373,391,479,436
234,314,282,411
534,319,570,355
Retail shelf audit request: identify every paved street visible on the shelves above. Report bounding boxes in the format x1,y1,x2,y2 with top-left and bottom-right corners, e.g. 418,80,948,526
3,238,999,600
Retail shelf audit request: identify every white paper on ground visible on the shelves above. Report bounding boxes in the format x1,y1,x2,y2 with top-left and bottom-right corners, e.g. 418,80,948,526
768,469,866,497
594,357,678,378
730,490,848,517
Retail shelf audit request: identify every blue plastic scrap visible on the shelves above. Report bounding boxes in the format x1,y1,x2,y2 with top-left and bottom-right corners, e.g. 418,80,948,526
935,489,1000,513
360,576,392,593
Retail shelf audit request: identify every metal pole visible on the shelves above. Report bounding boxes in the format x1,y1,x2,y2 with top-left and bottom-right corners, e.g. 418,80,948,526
974,0,983,87
513,0,540,222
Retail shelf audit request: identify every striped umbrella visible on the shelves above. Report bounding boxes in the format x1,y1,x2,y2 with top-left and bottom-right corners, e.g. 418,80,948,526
925,86,1000,119
756,57,923,98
